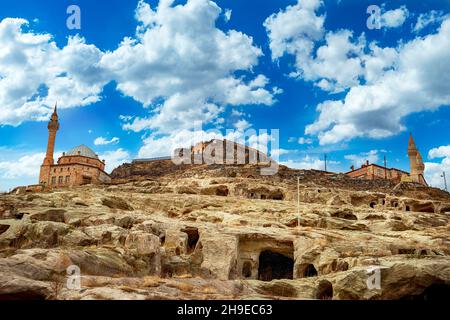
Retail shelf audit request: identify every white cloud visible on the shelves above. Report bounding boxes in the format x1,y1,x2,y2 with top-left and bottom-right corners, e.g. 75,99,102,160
234,119,251,131
0,152,46,179
264,1,370,93
280,155,339,171
136,127,278,161
94,136,120,146
264,0,325,60
413,10,448,33
264,3,450,145
99,148,131,173
344,150,380,168
270,148,289,157
381,6,409,29
104,0,277,135
231,109,245,117
298,137,313,145
428,145,450,159
0,18,108,126
1,0,278,133
305,17,450,144
424,145,450,189
0,151,62,191
0,147,129,190
224,9,232,22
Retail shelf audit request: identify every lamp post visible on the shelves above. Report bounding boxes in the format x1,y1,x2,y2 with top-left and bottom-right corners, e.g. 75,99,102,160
442,172,448,192
293,173,304,228
297,176,300,228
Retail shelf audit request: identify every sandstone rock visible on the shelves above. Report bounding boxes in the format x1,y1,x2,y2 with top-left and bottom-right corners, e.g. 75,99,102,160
30,209,66,223
1,164,450,300
101,197,133,211
200,233,238,280
125,232,160,257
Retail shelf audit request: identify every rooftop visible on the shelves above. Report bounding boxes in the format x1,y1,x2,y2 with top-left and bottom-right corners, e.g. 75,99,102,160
65,145,99,159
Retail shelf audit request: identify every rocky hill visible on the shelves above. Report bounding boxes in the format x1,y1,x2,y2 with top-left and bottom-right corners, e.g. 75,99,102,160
1,163,450,300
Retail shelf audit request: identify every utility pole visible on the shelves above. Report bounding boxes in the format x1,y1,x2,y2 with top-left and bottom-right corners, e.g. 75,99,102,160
442,172,448,192
297,175,300,228
324,154,327,172
384,155,387,180
293,173,304,228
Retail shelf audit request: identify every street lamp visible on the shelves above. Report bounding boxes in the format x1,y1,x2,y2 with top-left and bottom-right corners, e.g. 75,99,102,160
293,172,305,228
442,172,448,192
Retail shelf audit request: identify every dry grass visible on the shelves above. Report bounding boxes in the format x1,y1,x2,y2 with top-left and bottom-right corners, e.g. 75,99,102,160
172,273,193,279
193,286,218,294
166,281,194,292
142,276,162,287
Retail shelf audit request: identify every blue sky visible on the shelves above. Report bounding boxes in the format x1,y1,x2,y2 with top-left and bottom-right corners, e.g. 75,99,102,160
0,0,450,191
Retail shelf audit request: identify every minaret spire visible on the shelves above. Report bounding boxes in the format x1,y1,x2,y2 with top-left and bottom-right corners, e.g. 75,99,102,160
43,104,60,165
407,133,427,186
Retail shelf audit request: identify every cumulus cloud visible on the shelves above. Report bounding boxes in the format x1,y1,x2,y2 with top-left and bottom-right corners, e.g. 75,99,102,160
264,2,450,145
0,151,62,191
137,127,277,161
105,0,277,135
99,148,131,173
429,145,450,159
224,9,232,22
264,1,411,94
0,19,107,126
1,0,277,137
413,10,448,33
280,156,339,171
344,150,380,168
381,6,409,29
94,136,120,146
264,0,325,60
234,119,251,131
0,147,128,190
305,18,450,144
424,145,450,189
0,152,46,179
270,148,289,157
265,0,364,92
298,137,313,145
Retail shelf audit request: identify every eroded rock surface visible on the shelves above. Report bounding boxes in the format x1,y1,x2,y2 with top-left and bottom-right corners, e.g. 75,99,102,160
1,165,450,300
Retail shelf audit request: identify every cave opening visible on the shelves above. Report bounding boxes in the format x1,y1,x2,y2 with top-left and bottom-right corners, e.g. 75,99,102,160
0,224,10,235
181,227,199,254
304,264,318,277
271,192,285,200
417,206,435,213
405,205,411,212
370,202,376,208
242,261,252,278
316,280,333,300
215,186,229,197
401,283,450,300
258,250,293,281
0,291,46,300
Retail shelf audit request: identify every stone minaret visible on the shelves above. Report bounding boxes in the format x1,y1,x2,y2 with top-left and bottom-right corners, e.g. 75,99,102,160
39,104,59,185
407,133,427,185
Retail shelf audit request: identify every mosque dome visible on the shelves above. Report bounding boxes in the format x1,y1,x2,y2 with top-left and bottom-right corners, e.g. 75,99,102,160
66,145,99,159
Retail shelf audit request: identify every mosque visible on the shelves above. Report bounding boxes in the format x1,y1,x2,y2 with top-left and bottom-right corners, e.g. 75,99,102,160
38,105,111,188
346,134,427,186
